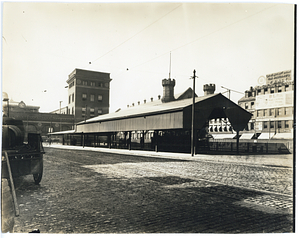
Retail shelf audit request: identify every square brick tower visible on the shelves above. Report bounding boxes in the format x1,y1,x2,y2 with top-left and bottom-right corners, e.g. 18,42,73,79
66,68,112,123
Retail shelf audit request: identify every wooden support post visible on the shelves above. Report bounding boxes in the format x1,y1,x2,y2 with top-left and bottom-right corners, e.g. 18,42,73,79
128,132,132,150
236,130,240,155
4,152,20,217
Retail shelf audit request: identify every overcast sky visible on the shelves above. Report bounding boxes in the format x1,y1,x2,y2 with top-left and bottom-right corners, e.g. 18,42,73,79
2,1,295,113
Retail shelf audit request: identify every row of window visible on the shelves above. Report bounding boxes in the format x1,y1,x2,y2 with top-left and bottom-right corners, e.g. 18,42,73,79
67,107,74,115
246,84,292,97
256,107,293,117
209,118,229,124
209,126,233,133
82,93,103,102
69,93,75,104
78,80,109,88
82,108,103,117
262,120,290,129
68,93,104,103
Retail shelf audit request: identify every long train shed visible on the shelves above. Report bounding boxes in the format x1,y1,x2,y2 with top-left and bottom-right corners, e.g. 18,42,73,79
50,92,252,154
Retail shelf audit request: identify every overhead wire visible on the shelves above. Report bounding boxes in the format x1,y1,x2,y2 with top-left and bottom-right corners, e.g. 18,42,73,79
130,4,278,70
89,3,182,65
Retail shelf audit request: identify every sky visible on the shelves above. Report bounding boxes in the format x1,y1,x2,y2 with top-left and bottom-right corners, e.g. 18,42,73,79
1,1,295,113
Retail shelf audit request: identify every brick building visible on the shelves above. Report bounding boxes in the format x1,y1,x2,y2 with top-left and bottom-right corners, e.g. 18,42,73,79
2,98,74,141
66,69,112,123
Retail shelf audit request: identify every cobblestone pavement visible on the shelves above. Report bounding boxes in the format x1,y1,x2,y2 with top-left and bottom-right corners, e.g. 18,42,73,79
11,147,294,233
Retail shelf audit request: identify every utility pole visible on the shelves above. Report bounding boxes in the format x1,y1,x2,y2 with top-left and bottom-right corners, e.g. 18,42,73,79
191,69,197,156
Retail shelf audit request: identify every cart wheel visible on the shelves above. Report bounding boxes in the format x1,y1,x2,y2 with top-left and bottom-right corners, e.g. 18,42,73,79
33,160,43,185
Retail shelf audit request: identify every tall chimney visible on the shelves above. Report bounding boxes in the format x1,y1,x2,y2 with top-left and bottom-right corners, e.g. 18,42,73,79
203,84,216,96
161,78,176,103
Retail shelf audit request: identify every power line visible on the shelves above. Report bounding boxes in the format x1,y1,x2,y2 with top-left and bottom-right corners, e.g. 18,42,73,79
131,4,278,70
89,3,182,65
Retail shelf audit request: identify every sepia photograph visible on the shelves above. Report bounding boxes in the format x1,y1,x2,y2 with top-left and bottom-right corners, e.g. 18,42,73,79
1,0,296,235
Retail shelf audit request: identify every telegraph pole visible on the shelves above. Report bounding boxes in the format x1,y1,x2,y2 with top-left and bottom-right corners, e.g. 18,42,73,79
191,69,197,156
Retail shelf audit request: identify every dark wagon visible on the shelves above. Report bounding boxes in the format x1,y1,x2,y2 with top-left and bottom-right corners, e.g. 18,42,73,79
2,117,44,184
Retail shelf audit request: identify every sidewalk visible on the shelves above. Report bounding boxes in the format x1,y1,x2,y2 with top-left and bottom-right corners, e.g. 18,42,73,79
44,143,293,168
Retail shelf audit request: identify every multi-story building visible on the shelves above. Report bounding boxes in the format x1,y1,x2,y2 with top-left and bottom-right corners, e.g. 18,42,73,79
238,70,294,140
66,68,112,123
2,96,74,140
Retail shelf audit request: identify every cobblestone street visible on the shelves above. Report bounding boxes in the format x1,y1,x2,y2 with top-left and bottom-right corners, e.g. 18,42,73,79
12,146,294,233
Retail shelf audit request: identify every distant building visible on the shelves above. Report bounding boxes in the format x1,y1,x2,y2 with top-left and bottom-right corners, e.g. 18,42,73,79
2,98,74,141
238,70,294,140
66,68,112,123
50,106,68,115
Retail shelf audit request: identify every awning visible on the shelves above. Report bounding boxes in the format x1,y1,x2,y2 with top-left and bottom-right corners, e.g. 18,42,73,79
239,133,254,139
211,133,236,139
258,133,275,139
272,133,293,139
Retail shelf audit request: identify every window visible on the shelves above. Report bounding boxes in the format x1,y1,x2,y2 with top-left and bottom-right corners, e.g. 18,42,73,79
82,107,86,117
269,109,274,116
263,121,268,129
98,82,103,87
263,109,268,117
250,123,254,130
98,109,103,114
278,121,282,129
72,93,74,102
270,121,274,129
264,88,268,94
284,107,292,115
98,95,103,101
90,108,94,116
278,86,282,93
251,102,254,108
257,110,262,117
285,121,290,128
91,82,96,87
285,85,289,91
257,89,261,95
90,94,95,102
83,81,88,86
69,95,71,104
245,103,248,109
270,88,275,94
277,108,283,116
82,93,87,100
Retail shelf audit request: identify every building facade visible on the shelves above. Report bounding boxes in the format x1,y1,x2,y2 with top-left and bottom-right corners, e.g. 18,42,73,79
2,98,74,141
238,70,294,140
66,69,112,123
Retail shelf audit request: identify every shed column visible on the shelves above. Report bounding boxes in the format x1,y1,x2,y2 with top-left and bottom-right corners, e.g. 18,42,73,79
154,131,159,152
236,130,240,154
108,133,111,149
128,132,132,150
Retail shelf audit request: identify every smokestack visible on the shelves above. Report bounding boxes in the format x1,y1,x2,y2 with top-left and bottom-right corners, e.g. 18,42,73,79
203,84,216,96
161,78,176,103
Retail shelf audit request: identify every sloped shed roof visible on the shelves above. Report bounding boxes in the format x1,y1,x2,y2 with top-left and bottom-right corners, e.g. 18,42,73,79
74,93,252,134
